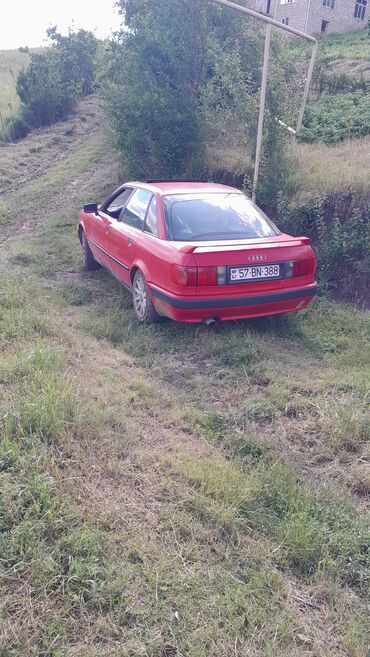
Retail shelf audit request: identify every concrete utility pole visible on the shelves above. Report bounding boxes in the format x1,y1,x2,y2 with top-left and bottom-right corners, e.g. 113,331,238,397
252,22,271,204
210,0,318,202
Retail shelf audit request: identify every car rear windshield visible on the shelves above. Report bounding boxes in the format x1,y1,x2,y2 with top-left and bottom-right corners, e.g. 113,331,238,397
163,193,279,241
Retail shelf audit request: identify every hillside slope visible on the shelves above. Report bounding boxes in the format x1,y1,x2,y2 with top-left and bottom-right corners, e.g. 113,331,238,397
206,28,370,197
0,49,34,118
0,95,106,197
0,99,369,657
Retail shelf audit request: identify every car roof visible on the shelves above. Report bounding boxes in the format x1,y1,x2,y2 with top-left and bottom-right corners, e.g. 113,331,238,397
125,181,243,196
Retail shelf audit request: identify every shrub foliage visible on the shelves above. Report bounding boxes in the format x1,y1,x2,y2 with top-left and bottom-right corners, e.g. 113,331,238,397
101,1,210,178
5,28,97,140
102,0,292,188
276,194,370,302
301,90,370,143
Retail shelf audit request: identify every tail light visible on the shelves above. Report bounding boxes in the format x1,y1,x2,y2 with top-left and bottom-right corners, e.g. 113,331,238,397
170,265,227,286
293,256,316,277
170,265,197,286
197,267,218,286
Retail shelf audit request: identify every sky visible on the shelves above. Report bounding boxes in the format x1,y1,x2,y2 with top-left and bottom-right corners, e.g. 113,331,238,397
0,0,122,50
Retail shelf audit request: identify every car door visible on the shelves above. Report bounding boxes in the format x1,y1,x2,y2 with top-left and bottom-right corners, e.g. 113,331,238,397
89,188,134,270
109,188,153,286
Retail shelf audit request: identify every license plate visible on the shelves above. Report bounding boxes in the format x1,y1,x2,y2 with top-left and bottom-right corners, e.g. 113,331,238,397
229,264,280,281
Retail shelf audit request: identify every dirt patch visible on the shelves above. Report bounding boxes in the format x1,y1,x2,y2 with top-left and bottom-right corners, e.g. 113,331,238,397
327,58,370,82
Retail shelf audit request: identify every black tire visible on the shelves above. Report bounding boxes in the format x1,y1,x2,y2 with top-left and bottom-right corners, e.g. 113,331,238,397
81,231,100,271
132,270,162,324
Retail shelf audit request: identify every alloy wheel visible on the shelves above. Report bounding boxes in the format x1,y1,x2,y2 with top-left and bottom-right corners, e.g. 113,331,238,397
133,274,147,320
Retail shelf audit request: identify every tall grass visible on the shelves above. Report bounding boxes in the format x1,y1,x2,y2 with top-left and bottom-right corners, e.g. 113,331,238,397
166,453,370,588
288,136,370,201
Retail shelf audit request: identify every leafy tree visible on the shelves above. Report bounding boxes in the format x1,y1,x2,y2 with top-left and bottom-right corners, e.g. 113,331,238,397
46,27,97,96
103,0,292,202
103,0,211,178
13,28,98,135
16,49,77,127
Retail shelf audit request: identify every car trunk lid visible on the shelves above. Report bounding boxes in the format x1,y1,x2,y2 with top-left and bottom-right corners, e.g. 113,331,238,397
172,234,314,295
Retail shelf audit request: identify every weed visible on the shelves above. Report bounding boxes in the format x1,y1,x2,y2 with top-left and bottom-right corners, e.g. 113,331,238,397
318,395,370,452
166,452,370,587
61,283,93,306
245,398,278,424
231,435,267,463
200,411,227,443
301,90,370,143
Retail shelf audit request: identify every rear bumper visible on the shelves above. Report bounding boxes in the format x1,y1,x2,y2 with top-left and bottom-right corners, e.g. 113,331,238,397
149,283,318,323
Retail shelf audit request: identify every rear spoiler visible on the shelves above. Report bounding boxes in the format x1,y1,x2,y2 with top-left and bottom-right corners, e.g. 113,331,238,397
177,236,310,254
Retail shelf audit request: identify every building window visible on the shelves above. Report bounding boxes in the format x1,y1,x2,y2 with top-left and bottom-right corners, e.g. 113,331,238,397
280,0,295,4
323,0,335,8
354,0,367,19
321,19,329,30
282,16,289,23
255,0,271,13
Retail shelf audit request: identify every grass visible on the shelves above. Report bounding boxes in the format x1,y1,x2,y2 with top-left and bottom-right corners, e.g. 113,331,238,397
317,27,370,61
288,27,370,63
0,109,369,657
287,135,370,202
286,29,370,198
0,49,32,119
201,28,370,205
163,452,369,582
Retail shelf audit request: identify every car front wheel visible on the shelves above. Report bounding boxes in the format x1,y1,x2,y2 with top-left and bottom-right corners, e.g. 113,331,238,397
132,271,162,324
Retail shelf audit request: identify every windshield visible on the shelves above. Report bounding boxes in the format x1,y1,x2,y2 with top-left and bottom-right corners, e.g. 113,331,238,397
164,193,279,241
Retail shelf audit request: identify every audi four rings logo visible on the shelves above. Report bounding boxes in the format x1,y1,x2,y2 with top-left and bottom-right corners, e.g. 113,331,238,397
248,254,267,262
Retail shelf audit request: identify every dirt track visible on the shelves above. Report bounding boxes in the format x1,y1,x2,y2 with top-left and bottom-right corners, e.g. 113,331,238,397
0,96,119,248
0,95,106,196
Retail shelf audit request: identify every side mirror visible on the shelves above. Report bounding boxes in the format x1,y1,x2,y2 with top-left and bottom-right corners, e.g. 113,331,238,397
84,203,98,213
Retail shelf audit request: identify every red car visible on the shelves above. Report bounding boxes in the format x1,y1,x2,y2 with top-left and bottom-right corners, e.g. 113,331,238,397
78,181,317,324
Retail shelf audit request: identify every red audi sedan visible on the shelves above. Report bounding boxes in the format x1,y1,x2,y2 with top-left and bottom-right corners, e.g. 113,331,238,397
78,181,317,324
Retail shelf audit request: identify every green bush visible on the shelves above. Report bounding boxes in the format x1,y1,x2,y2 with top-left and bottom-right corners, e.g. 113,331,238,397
3,108,31,140
102,0,291,190
7,28,98,138
275,196,370,301
102,1,207,178
301,90,370,143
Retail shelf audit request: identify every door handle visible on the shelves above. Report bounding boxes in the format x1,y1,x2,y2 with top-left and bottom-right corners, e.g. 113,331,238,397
128,238,135,246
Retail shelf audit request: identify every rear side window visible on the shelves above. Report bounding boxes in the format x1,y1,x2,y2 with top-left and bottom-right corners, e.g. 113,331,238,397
121,188,153,230
164,193,279,241
144,196,159,237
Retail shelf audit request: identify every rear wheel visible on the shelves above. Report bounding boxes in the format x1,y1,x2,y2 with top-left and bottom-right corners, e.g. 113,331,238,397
132,271,162,324
81,231,100,271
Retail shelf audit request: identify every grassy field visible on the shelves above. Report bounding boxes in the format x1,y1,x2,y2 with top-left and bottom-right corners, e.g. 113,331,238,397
287,134,370,203
288,27,370,63
0,49,32,120
0,100,369,657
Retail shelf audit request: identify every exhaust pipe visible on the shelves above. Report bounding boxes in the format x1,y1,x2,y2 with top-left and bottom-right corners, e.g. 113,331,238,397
202,317,217,327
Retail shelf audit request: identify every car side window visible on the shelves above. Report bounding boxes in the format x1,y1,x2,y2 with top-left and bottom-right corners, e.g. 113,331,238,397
120,188,153,230
144,196,159,237
105,188,133,219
